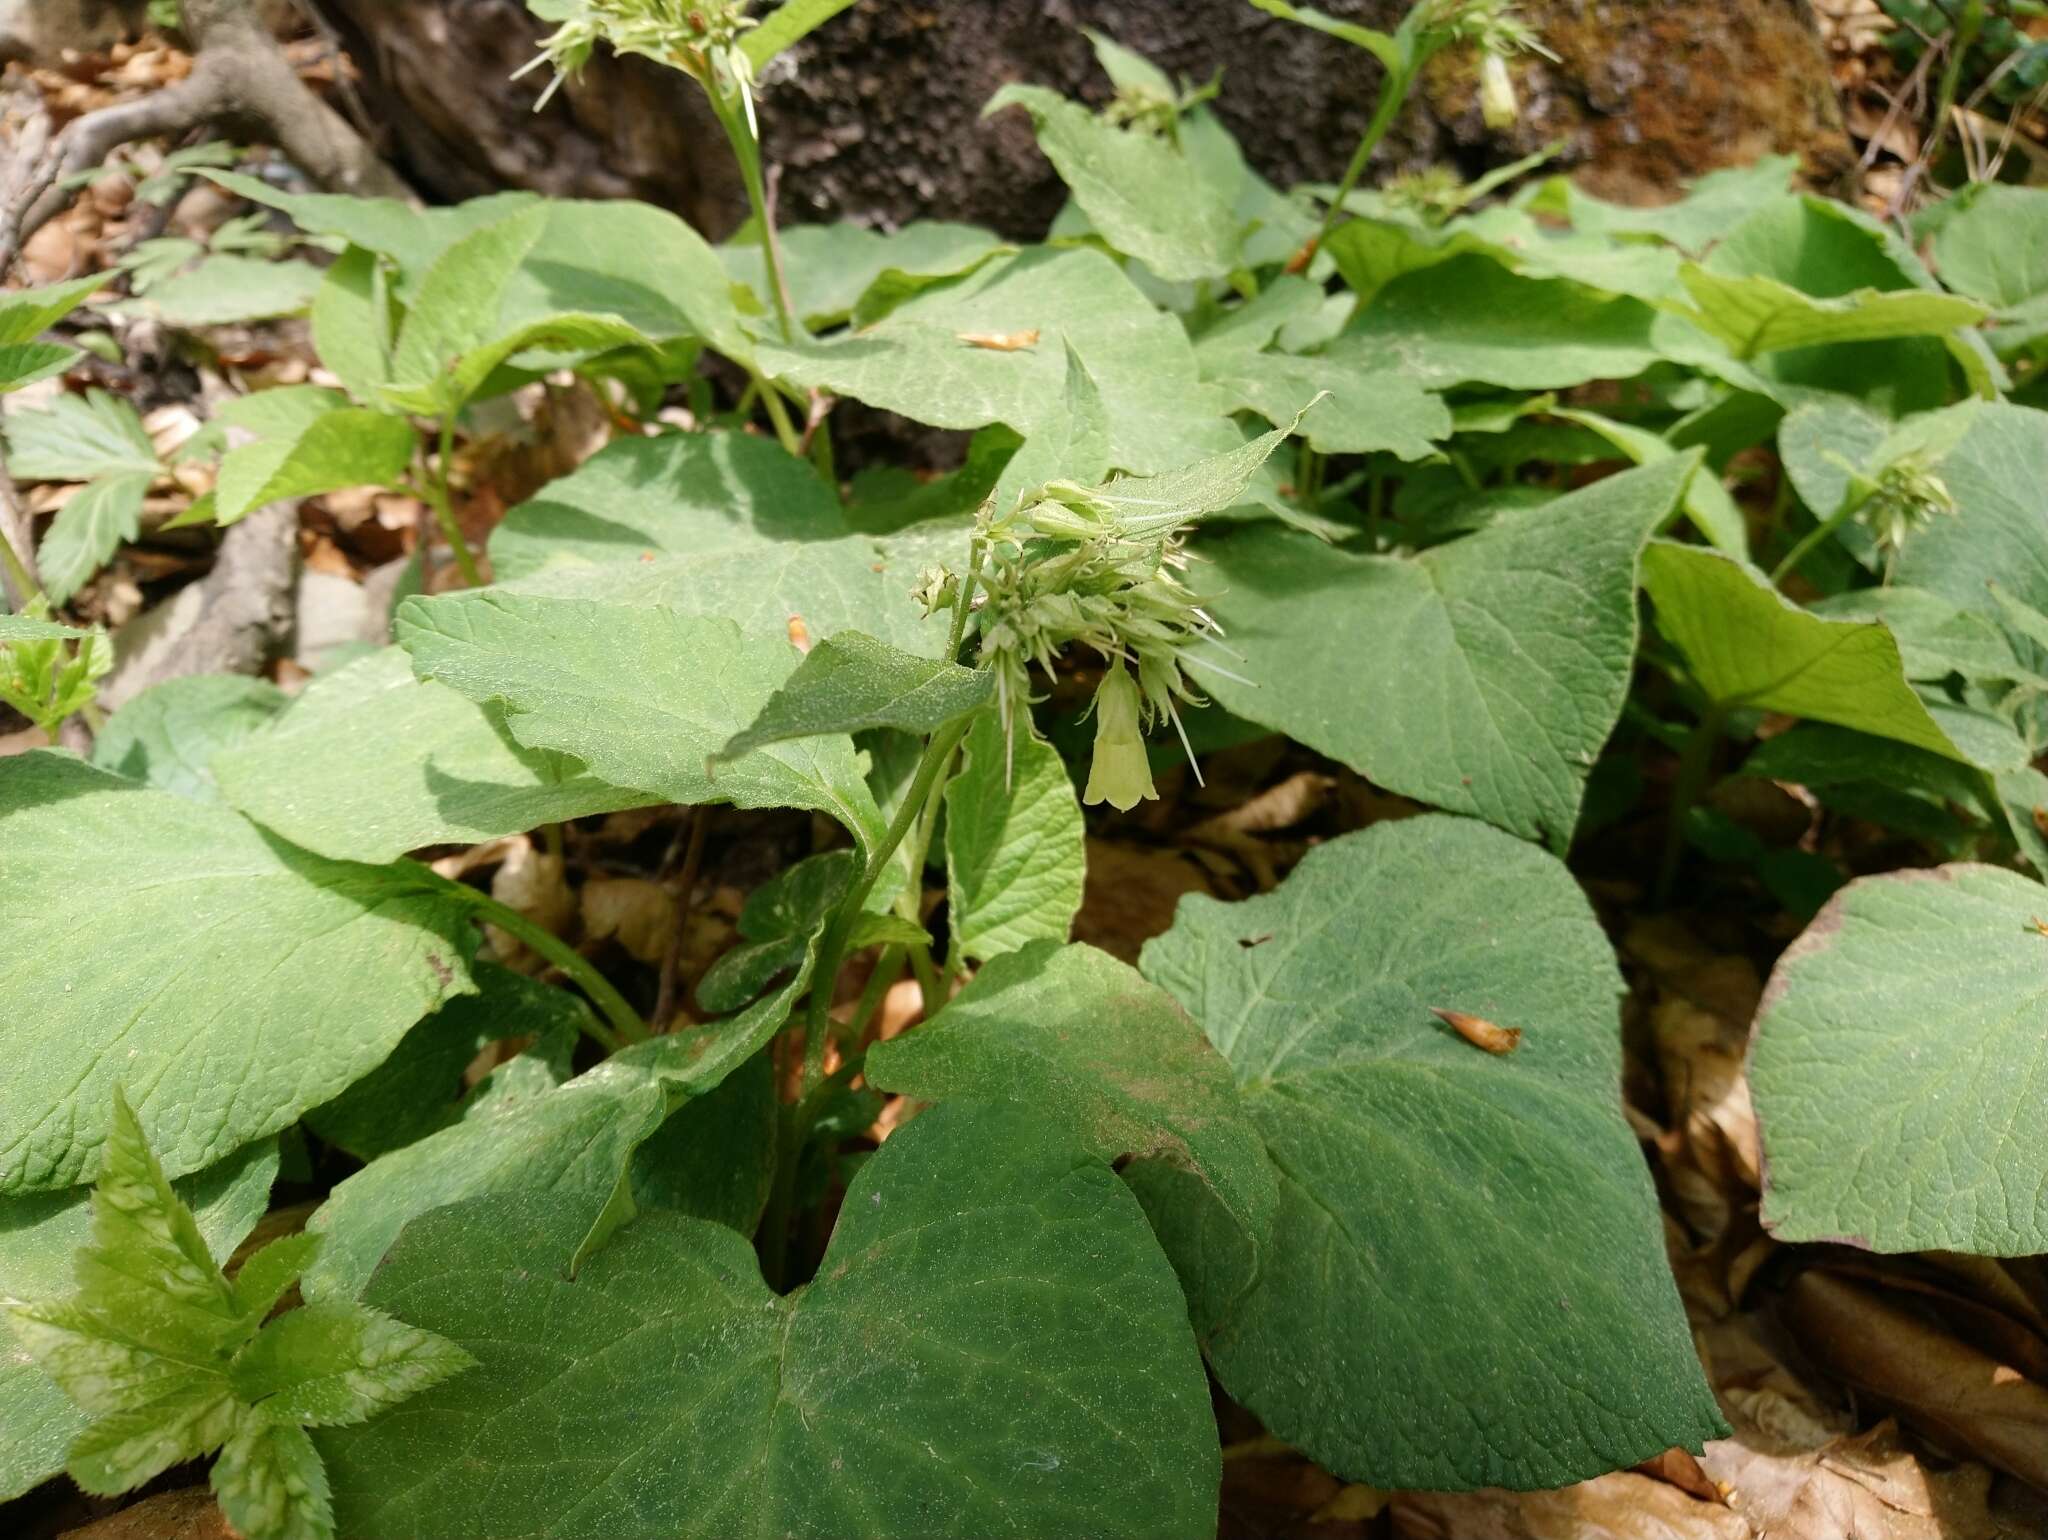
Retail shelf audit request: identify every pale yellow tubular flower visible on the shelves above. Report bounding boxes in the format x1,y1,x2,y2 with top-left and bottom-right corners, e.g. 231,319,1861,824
1082,660,1158,812
1479,51,1518,129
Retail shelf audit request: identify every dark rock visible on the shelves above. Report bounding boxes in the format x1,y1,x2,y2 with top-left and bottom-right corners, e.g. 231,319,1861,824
313,0,1850,232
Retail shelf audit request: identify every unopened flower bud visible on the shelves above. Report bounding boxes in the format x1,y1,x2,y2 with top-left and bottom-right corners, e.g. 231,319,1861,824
1023,482,1114,541
912,566,959,617
1027,503,1103,542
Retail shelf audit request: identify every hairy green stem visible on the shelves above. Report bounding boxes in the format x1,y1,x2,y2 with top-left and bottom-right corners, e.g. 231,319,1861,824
1769,496,1864,587
808,407,838,493
947,537,987,662
1311,66,1412,257
423,419,483,588
0,444,43,610
800,715,973,1100
912,944,946,1011
764,527,990,1280
761,1052,802,1288
1655,704,1726,907
760,1044,867,1288
844,944,907,1047
904,737,961,1008
710,88,799,342
456,888,649,1049
0,526,38,610
748,368,805,457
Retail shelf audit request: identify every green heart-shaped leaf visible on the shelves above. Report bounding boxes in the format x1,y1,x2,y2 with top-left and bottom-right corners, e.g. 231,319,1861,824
1136,814,1725,1489
1752,863,2048,1255
320,1104,1219,1539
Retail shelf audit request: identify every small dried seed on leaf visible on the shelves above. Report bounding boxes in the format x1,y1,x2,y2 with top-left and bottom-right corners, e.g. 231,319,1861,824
957,329,1040,351
1430,1007,1521,1054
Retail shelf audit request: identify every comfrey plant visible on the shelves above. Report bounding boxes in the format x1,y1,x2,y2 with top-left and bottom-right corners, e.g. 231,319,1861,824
1251,0,1554,258
11,0,2048,1536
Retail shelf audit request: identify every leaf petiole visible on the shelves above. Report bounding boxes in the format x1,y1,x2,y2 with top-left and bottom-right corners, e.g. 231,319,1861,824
749,367,806,458
1768,492,1866,587
449,886,648,1049
0,523,39,610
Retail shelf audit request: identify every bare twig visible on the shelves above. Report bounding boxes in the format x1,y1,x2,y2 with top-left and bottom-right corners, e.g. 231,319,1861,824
1859,38,1942,174
4,82,219,270
1984,80,2048,184
798,387,835,456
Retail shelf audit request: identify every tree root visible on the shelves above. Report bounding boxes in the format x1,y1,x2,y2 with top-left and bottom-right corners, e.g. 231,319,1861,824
101,499,298,709
0,0,409,275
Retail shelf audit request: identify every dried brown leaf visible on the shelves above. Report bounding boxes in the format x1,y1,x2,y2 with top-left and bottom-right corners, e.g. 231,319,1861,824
580,875,677,966
1781,1270,2048,1491
1071,838,1211,963
1635,1446,1722,1503
1692,1302,2005,1540
58,1486,233,1540
1189,770,1336,839
1389,1471,1749,1539
486,834,574,966
1621,915,1768,1316
1703,1417,1997,1540
0,725,53,758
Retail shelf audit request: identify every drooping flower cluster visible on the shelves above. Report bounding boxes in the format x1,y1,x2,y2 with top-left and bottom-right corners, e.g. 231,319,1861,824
1102,82,1178,137
1102,70,1222,142
1421,0,1547,58
921,481,1232,811
1420,0,1554,129
1382,166,1469,226
1856,453,1958,556
518,0,758,108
